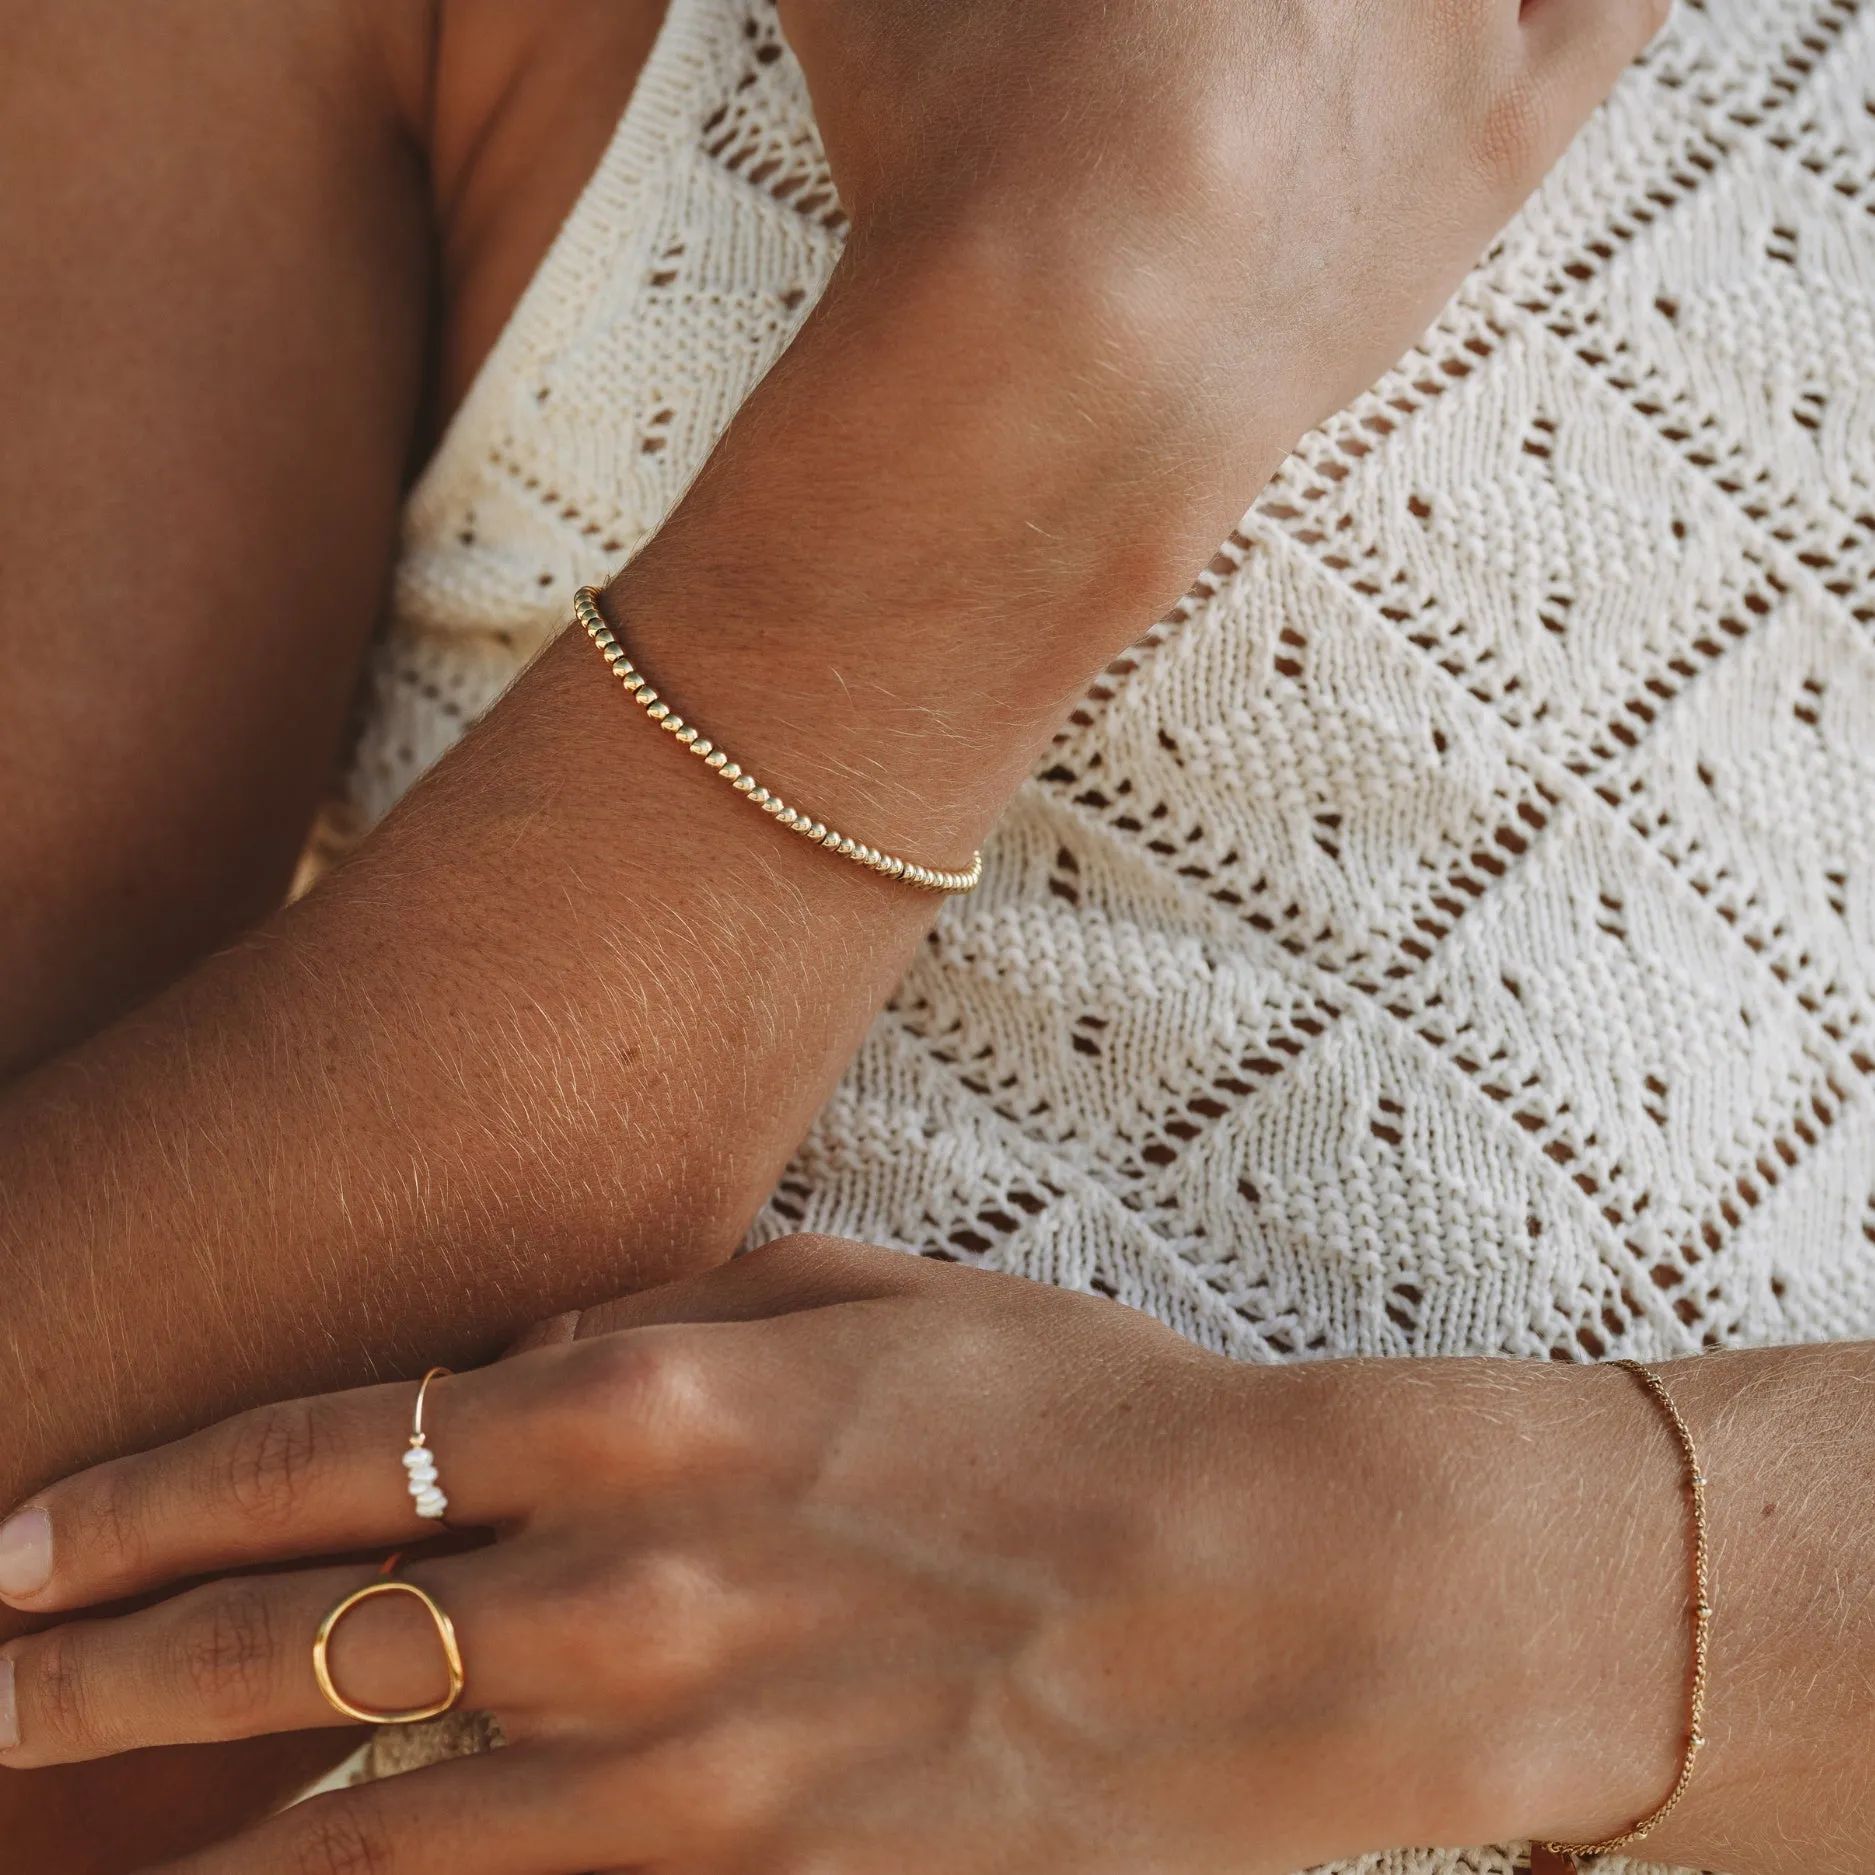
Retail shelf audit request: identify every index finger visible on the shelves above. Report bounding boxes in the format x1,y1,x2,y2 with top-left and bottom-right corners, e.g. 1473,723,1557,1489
0,1364,531,1615
0,1243,922,1614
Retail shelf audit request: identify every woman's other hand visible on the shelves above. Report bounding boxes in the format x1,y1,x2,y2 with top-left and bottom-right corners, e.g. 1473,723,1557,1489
784,0,1671,453
0,1237,1665,1874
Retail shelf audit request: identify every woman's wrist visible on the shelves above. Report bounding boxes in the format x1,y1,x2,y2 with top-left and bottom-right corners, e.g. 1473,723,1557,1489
604,229,1293,863
1211,1357,1692,1860
1305,1357,1702,1852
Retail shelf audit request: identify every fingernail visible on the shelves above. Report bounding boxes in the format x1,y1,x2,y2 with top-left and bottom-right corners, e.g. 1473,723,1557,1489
0,1507,52,1600
0,1657,17,1752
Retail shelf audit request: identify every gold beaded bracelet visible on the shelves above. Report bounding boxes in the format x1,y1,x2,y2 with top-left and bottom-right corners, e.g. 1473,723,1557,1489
1533,1359,1712,1872
573,587,983,895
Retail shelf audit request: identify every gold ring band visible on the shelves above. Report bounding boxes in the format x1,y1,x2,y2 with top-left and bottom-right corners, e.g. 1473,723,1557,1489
312,1574,466,1727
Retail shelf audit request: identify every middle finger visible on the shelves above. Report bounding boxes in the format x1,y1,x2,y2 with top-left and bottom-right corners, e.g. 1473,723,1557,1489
0,1528,771,1769
1,1552,506,1768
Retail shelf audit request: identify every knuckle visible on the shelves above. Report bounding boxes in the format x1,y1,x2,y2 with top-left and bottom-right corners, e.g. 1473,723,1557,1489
603,1549,729,1693
622,1723,777,1852
629,1547,717,1626
764,1849,871,1875
677,1722,788,1838
218,1398,326,1526
30,1624,109,1753
552,1335,743,1470
174,1582,281,1727
288,1791,397,1875
65,1463,149,1584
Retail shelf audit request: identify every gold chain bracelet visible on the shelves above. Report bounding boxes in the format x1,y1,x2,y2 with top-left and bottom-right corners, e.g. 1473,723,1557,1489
1535,1359,1712,1870
574,587,983,895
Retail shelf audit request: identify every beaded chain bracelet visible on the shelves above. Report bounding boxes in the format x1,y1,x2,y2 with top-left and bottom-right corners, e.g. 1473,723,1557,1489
1532,1359,1712,1873
574,587,983,895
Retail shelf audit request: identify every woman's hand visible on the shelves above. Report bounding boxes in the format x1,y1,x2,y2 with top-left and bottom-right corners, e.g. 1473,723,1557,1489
0,1238,1708,1874
782,0,1671,450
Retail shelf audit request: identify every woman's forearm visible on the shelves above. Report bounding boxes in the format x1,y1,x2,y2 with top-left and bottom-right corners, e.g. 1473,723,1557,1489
0,238,1278,1524
0,251,1258,1872
0,178,1299,1875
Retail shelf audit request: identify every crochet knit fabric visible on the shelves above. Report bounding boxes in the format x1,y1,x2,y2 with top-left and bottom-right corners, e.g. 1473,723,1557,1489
354,1,1875,1865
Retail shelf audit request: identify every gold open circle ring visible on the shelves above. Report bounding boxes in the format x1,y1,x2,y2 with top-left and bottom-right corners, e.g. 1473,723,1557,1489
312,1578,467,1726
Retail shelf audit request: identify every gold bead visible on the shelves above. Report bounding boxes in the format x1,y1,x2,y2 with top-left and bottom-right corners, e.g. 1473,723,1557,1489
576,592,981,895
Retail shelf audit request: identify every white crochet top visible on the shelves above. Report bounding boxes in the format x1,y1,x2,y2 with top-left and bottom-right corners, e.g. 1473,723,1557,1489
356,1,1875,1862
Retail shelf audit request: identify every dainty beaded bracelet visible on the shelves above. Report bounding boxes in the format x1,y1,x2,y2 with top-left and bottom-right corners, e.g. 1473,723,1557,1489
573,587,983,895
1533,1358,1712,1872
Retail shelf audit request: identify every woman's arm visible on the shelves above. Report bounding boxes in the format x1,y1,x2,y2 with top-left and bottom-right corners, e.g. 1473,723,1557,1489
4,1239,1871,1875
0,0,1667,1525
0,233,1237,1869
0,0,1664,1855
0,220,1245,1522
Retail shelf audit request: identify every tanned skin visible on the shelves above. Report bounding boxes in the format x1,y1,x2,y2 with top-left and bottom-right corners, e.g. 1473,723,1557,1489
32,5,1871,1875
0,3,662,1857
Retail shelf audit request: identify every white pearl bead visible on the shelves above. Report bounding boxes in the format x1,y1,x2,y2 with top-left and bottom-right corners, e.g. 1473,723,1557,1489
415,1492,448,1520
